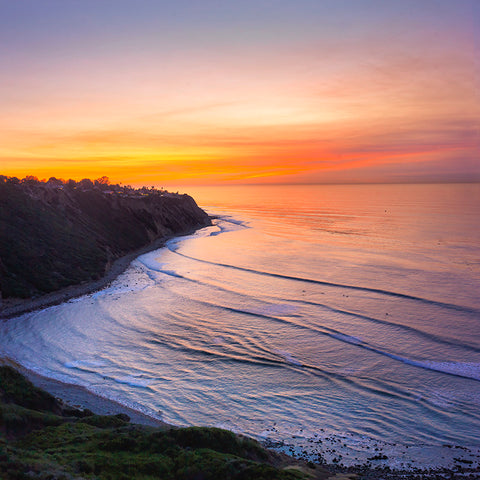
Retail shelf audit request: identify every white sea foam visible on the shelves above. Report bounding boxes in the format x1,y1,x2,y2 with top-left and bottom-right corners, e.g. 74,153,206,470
135,251,166,271
209,217,248,236
113,376,152,388
65,360,107,369
421,361,480,381
378,350,480,381
166,238,184,252
273,349,303,366
135,250,187,279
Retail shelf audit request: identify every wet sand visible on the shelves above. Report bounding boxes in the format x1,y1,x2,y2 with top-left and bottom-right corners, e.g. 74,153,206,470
9,361,169,429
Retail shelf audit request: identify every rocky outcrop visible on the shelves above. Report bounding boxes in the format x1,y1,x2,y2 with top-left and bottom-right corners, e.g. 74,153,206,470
0,181,211,299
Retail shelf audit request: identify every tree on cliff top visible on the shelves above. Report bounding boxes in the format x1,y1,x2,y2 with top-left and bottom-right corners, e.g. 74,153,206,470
95,176,110,187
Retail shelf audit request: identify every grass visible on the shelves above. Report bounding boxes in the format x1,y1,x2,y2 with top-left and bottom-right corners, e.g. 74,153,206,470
0,366,327,479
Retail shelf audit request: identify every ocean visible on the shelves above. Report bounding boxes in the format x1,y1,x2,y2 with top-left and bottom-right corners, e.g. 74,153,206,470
1,183,480,469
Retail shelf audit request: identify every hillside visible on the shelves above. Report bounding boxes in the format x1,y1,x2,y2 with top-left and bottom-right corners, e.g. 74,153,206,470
0,366,327,480
0,177,211,299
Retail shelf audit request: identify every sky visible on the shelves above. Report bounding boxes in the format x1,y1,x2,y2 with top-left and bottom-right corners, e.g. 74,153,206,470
1,0,479,185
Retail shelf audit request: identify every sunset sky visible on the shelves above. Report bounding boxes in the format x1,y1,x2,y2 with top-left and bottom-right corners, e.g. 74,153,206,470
1,0,478,185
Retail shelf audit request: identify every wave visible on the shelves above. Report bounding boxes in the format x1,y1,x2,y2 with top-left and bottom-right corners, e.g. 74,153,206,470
189,298,480,383
404,361,480,382
220,216,249,227
158,269,184,279
64,359,155,390
127,253,480,383
355,347,480,383
209,217,249,236
295,300,480,354
134,258,480,378
108,253,480,385
273,349,303,366
65,359,108,369
113,375,152,388
168,248,478,315
330,333,364,345
147,336,299,371
131,256,480,357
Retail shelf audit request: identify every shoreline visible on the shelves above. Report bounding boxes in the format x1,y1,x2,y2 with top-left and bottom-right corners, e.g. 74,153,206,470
6,359,170,429
1,219,479,478
0,225,207,320
0,224,212,422
7,360,479,480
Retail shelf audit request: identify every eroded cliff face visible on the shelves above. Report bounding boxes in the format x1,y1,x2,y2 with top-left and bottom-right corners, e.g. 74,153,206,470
0,183,211,299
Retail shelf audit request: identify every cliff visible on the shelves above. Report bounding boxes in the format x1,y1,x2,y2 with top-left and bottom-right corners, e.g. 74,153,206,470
0,180,211,300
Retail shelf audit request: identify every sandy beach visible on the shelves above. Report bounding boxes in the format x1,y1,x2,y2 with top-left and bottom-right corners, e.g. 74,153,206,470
1,358,169,429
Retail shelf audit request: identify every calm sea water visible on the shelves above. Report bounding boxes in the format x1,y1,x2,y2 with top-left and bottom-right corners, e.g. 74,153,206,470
2,183,480,469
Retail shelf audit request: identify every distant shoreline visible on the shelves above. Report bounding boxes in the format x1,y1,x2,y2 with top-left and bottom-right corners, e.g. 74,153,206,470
0,225,206,320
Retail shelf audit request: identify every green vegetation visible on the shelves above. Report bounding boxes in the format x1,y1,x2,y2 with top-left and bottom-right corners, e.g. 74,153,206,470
0,176,210,299
0,366,325,479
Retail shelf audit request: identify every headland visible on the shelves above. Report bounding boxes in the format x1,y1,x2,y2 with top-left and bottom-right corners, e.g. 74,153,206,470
0,176,211,318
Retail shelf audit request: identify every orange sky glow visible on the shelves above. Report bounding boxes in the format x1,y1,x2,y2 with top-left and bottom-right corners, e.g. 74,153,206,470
1,1,478,186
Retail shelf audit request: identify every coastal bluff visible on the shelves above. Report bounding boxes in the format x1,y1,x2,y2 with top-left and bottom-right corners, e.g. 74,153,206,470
0,177,211,302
